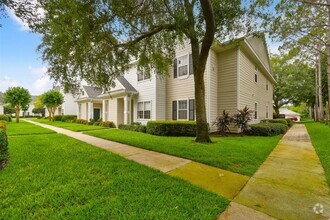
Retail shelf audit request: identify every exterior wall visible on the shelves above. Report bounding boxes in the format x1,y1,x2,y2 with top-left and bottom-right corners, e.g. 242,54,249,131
0,104,3,114
108,98,118,124
245,37,271,72
156,76,166,121
239,48,273,122
78,102,88,120
208,50,218,129
117,98,124,125
166,42,195,120
62,93,78,115
218,48,238,115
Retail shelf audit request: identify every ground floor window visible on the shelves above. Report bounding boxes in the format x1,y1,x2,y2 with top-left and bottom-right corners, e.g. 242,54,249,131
137,101,151,119
266,105,269,118
255,102,258,119
172,99,195,120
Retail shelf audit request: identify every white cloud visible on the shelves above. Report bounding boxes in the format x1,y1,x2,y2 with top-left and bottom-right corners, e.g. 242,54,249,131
6,6,30,31
32,76,51,94
28,66,48,76
0,75,20,92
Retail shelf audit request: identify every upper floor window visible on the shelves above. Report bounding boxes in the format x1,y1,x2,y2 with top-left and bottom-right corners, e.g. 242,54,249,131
173,54,193,78
137,72,151,82
266,80,269,91
255,66,258,83
137,101,151,119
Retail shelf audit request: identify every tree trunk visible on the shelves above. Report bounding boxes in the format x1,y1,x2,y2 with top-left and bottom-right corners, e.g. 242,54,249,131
317,44,324,121
47,107,52,121
315,66,320,121
15,105,20,123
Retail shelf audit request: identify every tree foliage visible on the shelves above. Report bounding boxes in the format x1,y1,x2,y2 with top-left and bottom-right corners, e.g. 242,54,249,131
3,87,31,123
4,105,15,115
271,54,315,115
10,0,258,142
32,107,45,117
41,90,63,121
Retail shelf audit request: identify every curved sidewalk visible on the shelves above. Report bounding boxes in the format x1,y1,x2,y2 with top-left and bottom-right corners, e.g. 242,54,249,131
24,120,249,200
219,124,330,219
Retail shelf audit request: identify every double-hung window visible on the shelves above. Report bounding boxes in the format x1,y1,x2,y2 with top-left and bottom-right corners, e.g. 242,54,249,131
173,54,193,78
254,102,258,119
137,72,151,82
172,99,195,120
137,101,151,119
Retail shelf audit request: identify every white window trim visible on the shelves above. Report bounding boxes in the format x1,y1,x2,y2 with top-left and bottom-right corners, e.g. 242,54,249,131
177,54,190,79
137,100,152,120
176,98,190,120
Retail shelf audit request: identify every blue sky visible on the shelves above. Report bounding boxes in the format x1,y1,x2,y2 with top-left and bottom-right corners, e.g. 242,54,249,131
0,8,281,96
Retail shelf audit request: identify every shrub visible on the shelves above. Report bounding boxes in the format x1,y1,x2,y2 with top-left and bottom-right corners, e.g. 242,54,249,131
233,106,253,133
261,119,288,126
213,110,233,134
88,119,95,125
246,123,288,136
100,121,116,128
54,115,63,121
76,119,87,124
6,115,12,122
118,124,146,133
0,121,8,169
285,118,292,127
93,122,100,126
146,121,197,137
0,115,10,122
61,115,77,122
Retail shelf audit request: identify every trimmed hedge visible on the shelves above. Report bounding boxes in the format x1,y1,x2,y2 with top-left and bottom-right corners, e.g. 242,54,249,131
54,115,63,121
146,121,197,137
100,121,116,128
119,124,146,133
76,119,87,124
261,119,288,126
0,115,11,122
0,121,8,169
62,115,77,122
246,123,288,136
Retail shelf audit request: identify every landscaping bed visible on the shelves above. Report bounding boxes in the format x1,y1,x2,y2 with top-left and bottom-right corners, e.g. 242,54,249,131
0,122,228,219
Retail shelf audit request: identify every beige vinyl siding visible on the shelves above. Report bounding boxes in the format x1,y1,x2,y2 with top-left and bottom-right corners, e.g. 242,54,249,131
239,48,273,121
209,50,218,129
117,98,124,125
156,77,166,120
218,48,238,115
245,37,271,72
108,98,118,125
79,102,88,120
166,41,195,120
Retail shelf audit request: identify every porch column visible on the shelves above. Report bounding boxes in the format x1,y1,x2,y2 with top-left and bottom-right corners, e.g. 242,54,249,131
124,95,131,124
102,99,106,121
88,101,93,121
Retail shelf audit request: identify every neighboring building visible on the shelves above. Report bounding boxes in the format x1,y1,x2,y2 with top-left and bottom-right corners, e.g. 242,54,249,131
76,35,275,129
279,108,301,122
0,92,4,115
20,95,38,116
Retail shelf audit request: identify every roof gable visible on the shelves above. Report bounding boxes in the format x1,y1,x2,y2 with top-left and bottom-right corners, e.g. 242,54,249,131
82,86,103,98
245,36,271,73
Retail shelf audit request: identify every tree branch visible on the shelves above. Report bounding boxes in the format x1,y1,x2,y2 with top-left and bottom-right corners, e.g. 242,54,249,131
293,0,330,7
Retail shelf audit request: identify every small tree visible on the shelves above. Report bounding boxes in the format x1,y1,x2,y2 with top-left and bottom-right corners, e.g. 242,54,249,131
3,87,31,123
233,106,253,133
21,104,29,117
4,105,15,115
41,90,64,121
213,110,233,135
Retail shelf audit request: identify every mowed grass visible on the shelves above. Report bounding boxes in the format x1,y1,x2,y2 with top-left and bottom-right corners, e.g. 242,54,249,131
85,129,282,176
6,120,56,136
0,123,228,219
29,119,107,132
305,122,330,186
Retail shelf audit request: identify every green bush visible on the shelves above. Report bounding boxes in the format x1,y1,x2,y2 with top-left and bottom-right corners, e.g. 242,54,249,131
76,119,87,124
88,119,95,125
261,119,288,126
246,123,288,136
100,121,116,128
118,124,146,133
93,122,100,126
0,121,8,169
285,118,292,127
146,121,197,137
0,115,10,122
5,115,12,122
61,115,77,122
54,115,63,121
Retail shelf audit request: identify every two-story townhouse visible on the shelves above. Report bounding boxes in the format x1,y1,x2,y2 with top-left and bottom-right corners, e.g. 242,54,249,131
75,35,275,130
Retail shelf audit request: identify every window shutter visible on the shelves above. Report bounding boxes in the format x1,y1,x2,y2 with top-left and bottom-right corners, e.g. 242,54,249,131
189,99,195,120
172,101,177,120
189,54,193,75
174,59,177,78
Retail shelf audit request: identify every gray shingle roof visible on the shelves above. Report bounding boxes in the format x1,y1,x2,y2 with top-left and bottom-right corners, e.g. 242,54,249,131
82,85,103,98
117,76,138,93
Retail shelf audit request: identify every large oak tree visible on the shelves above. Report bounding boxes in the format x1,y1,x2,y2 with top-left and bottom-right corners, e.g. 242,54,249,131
10,0,257,142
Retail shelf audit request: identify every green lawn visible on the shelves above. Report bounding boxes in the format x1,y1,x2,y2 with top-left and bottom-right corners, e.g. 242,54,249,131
85,129,282,176
29,119,107,132
0,122,228,219
6,121,56,136
305,122,330,186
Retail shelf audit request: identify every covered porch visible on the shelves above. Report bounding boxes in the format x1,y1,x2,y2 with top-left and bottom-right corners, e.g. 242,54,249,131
76,98,103,121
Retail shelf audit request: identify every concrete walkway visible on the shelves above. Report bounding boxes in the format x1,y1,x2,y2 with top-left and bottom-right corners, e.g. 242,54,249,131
219,124,330,220
24,120,249,200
